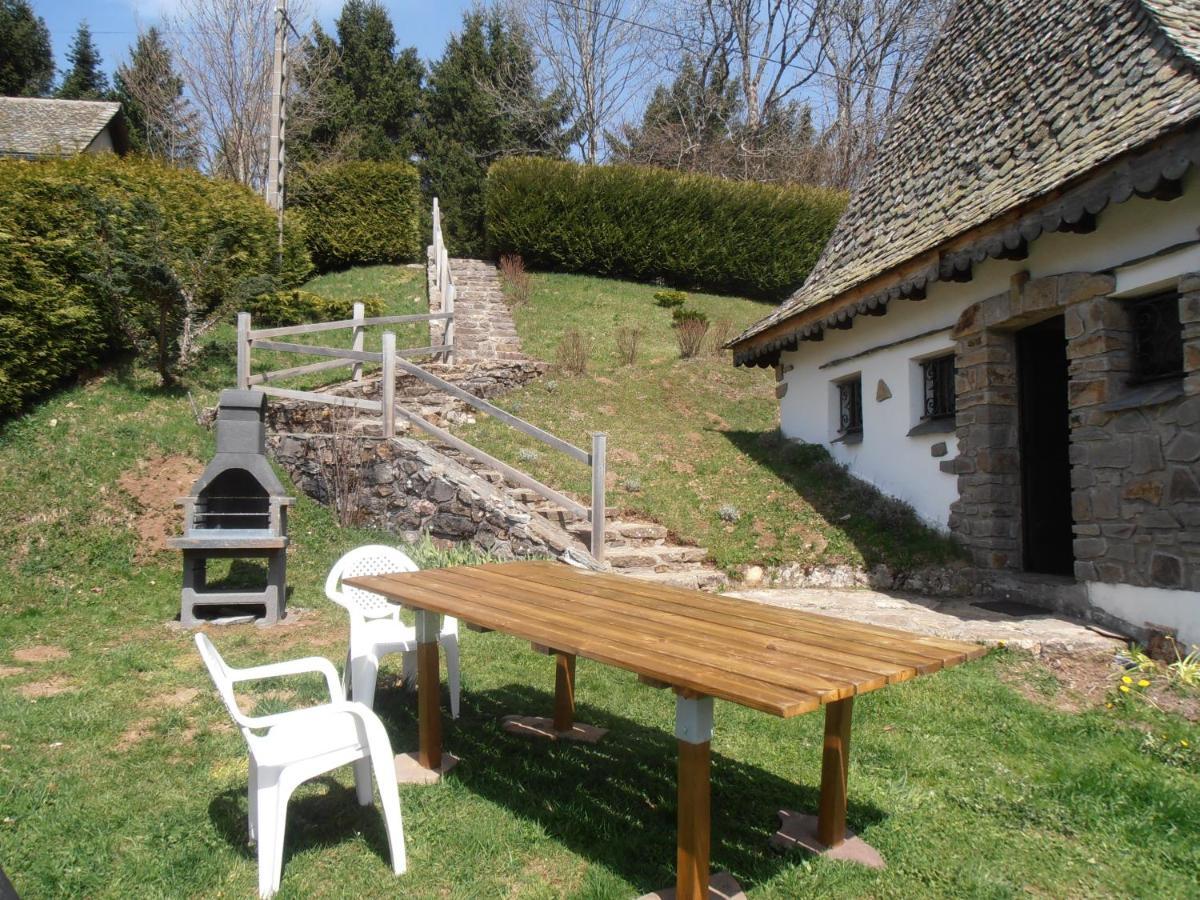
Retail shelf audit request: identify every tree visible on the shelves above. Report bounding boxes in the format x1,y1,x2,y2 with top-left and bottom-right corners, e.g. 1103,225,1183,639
57,21,109,100
114,28,202,166
290,0,425,164
0,0,54,97
509,0,656,164
421,9,571,256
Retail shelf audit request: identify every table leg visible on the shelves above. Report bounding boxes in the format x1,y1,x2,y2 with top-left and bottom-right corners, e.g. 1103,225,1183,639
817,696,853,848
394,609,458,784
553,652,576,733
675,694,712,900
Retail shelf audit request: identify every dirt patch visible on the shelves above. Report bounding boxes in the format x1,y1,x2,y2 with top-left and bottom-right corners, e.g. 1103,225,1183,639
672,461,695,475
17,677,75,699
609,448,641,465
117,453,205,560
0,666,25,678
13,645,70,663
116,718,157,751
152,687,201,709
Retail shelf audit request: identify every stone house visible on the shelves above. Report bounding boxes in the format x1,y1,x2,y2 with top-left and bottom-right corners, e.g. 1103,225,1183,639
729,0,1200,646
0,97,129,159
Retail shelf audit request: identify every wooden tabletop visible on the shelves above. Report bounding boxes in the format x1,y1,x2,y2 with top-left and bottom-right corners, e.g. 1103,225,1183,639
345,561,986,718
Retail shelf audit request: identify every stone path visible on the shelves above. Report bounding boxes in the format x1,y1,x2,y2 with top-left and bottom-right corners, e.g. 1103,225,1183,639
429,254,526,364
727,587,1124,653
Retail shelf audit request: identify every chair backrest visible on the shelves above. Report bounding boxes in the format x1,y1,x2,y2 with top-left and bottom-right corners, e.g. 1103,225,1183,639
194,633,256,741
325,545,419,620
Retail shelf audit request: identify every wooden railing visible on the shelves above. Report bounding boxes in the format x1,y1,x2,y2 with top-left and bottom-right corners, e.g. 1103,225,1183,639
234,279,607,559
430,197,456,364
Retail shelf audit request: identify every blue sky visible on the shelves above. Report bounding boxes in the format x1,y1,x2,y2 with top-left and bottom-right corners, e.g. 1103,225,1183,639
32,0,476,78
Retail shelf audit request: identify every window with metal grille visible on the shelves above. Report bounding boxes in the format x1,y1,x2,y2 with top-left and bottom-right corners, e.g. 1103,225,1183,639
838,377,863,435
921,354,956,420
1129,292,1183,384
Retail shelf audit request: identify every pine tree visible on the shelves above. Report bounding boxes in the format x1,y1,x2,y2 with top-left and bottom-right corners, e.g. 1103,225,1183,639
114,28,201,165
421,9,571,256
0,0,54,96
57,21,109,100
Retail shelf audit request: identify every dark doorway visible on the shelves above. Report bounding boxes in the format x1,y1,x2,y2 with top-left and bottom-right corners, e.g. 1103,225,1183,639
1016,315,1074,575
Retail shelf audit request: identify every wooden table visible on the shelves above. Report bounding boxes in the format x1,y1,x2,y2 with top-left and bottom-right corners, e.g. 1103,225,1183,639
346,561,985,899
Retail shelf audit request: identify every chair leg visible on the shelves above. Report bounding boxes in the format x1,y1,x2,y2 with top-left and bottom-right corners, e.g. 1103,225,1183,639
254,776,283,899
247,759,259,843
353,757,373,806
350,655,379,710
366,732,407,875
342,648,353,700
401,650,417,693
443,636,461,720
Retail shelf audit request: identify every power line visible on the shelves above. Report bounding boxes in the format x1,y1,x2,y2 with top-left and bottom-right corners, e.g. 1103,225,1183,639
542,0,905,97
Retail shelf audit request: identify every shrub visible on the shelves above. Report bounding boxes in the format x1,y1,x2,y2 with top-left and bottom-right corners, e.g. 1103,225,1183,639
674,317,709,359
717,504,741,523
291,161,422,271
654,289,687,308
623,476,643,493
486,157,846,298
0,154,290,408
246,291,385,328
555,329,588,375
672,307,709,325
708,318,735,355
498,253,532,306
615,325,643,366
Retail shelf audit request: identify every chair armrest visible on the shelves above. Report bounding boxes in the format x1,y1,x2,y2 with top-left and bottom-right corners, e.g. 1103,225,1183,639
244,700,383,734
230,656,343,703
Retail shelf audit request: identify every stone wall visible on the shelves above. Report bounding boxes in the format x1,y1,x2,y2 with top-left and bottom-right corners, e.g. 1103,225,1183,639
949,269,1200,593
269,429,584,562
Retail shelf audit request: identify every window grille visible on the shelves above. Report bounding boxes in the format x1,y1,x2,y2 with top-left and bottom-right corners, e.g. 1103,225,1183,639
838,377,863,435
921,355,957,420
1129,293,1183,384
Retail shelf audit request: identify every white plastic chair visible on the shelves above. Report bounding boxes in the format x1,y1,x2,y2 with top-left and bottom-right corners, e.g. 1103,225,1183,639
324,544,462,718
194,633,406,898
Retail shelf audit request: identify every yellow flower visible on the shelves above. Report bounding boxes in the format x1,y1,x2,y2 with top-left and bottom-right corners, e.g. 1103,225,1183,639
1183,740,1190,748
1119,685,1130,693
1137,679,1151,688
1121,675,1133,684
1105,702,1114,709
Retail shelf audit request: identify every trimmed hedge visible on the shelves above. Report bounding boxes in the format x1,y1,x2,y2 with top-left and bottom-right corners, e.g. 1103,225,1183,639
290,161,422,271
485,158,846,299
246,290,384,328
0,154,303,413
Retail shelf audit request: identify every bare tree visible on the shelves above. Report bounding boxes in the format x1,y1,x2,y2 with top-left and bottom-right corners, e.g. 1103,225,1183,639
509,0,660,164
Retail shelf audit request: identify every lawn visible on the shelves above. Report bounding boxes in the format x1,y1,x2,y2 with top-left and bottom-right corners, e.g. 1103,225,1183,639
456,271,962,573
2,289,1199,898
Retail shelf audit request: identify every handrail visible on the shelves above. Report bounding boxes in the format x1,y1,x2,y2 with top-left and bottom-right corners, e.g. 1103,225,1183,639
249,312,453,340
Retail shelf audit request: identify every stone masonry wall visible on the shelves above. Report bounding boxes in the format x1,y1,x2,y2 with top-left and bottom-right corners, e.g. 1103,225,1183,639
950,270,1200,592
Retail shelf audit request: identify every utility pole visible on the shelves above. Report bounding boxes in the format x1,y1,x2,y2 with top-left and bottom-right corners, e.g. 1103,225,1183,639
266,0,288,249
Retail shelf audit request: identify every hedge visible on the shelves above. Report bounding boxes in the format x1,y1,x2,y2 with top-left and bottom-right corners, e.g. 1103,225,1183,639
290,161,423,271
246,290,384,328
485,158,846,299
0,154,306,413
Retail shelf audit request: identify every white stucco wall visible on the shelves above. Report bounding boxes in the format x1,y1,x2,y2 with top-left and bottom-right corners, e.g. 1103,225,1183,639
84,125,115,155
777,171,1200,531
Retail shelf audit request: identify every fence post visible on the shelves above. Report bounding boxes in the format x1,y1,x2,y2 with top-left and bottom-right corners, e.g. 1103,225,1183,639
382,331,396,439
591,432,607,562
351,302,365,382
444,283,456,365
236,312,251,390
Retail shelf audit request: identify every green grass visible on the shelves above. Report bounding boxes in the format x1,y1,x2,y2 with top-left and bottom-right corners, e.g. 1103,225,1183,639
2,269,1197,899
458,272,962,572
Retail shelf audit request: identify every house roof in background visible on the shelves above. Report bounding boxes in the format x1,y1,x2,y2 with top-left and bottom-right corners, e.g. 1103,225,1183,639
732,0,1200,364
0,97,128,159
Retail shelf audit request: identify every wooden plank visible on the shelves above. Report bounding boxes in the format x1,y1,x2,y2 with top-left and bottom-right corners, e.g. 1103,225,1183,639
248,312,453,340
390,405,588,517
247,357,352,385
495,562,981,666
476,565,951,676
407,570,852,700
255,386,382,412
553,652,576,732
418,641,442,770
345,574,818,717
817,697,853,848
252,340,383,363
391,357,589,463
677,739,711,900
433,568,891,694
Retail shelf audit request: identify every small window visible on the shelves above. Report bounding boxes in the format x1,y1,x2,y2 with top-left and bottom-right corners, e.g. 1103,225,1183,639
921,354,956,420
1129,292,1183,384
838,377,863,435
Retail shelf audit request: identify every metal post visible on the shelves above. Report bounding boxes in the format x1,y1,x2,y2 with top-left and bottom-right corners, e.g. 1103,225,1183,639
591,432,607,562
444,284,456,365
236,312,251,390
351,301,364,382
382,331,396,438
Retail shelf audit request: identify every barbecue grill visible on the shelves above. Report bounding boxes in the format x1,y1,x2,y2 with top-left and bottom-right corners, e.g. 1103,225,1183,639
170,389,293,625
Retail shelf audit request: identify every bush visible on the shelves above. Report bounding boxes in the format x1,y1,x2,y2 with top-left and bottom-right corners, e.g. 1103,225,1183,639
498,253,532,306
674,317,709,359
672,307,709,325
291,161,422,271
246,291,384,328
0,154,291,410
486,157,846,298
654,289,687,308
615,325,642,366
708,318,735,355
555,329,588,375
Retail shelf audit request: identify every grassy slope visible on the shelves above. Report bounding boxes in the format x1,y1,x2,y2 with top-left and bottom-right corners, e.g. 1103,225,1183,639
1,266,1198,898
459,272,962,572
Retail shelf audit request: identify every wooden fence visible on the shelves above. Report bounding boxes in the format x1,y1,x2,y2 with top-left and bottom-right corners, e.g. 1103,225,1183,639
430,197,456,362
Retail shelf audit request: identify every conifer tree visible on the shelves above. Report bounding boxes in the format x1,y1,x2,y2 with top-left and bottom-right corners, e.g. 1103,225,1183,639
57,22,109,100
115,28,201,166
0,0,54,97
